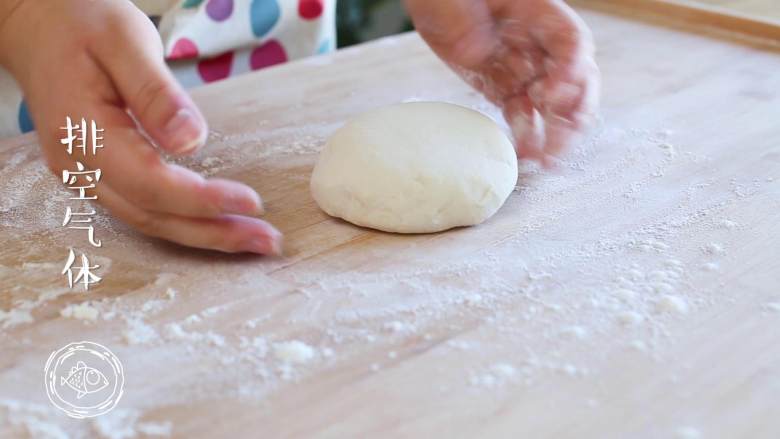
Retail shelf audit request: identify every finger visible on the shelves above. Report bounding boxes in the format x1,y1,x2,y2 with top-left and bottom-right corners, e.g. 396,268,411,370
541,68,599,163
457,47,539,106
41,103,262,219
527,2,596,108
34,37,263,221
483,58,523,100
543,115,578,161
91,5,207,155
527,79,581,162
530,2,595,64
503,47,545,87
111,146,264,219
405,0,496,67
496,18,535,49
100,107,263,218
449,64,501,105
42,121,277,254
528,77,581,122
503,95,545,161
528,55,600,129
94,181,282,255
577,57,601,123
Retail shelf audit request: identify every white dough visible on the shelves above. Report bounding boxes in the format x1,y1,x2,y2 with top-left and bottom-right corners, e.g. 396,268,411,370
310,102,518,233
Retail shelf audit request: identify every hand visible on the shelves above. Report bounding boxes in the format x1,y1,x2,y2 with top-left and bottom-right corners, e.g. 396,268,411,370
0,0,282,254
405,0,600,166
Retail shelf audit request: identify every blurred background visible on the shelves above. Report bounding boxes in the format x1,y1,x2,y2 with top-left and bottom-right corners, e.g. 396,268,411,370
691,0,780,19
336,0,411,47
334,0,780,49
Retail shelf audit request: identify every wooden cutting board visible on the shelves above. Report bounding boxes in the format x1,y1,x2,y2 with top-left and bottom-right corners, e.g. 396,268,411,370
1,7,779,438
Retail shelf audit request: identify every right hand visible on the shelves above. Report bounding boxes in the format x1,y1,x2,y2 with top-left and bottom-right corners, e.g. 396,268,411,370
406,0,600,167
0,0,282,255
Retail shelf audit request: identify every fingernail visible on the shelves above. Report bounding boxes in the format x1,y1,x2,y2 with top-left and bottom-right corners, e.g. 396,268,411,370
269,234,284,256
242,238,267,254
243,234,283,255
221,190,263,215
165,108,206,154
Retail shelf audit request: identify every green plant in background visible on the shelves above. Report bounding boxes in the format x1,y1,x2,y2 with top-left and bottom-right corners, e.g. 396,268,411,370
337,0,414,48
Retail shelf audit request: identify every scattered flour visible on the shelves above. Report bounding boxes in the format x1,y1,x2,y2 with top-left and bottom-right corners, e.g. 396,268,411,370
560,325,589,340
0,400,171,439
617,311,645,326
462,293,484,306
321,347,335,358
702,262,720,272
0,308,34,329
0,399,68,439
655,295,690,315
382,321,414,334
657,142,677,158
674,426,702,439
718,219,738,229
92,409,172,439
446,340,473,351
239,336,269,357
0,104,767,432
614,288,639,302
60,302,100,321
469,363,518,389
558,364,581,377
629,339,649,352
490,363,518,379
765,302,780,313
703,242,725,255
272,340,318,381
164,323,225,347
123,318,159,345
184,314,203,325
273,340,316,365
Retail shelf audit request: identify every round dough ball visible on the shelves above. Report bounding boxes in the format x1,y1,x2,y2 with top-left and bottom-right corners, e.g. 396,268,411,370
310,102,518,233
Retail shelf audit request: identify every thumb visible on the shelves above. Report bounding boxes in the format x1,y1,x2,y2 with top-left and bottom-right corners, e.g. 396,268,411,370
127,68,208,155
93,9,207,155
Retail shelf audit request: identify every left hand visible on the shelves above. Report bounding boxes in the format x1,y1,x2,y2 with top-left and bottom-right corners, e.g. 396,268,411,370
405,0,600,166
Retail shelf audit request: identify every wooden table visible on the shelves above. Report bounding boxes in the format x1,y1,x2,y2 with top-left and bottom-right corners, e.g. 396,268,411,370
1,6,779,439
691,0,780,21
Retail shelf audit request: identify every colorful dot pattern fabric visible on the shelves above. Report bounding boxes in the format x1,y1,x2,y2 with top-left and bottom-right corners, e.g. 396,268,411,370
161,0,335,88
0,0,336,137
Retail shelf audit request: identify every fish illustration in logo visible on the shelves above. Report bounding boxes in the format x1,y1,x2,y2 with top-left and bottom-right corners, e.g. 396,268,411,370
60,361,109,399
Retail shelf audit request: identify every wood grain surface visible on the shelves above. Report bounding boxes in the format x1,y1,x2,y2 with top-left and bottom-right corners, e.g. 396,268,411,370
692,0,780,21
573,0,780,43
1,7,779,439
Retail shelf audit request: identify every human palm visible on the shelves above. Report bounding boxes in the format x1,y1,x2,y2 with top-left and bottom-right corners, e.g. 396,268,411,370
406,0,600,166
